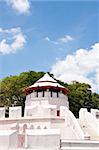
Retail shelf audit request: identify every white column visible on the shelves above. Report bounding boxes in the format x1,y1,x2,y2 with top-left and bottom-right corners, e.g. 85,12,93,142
0,107,5,119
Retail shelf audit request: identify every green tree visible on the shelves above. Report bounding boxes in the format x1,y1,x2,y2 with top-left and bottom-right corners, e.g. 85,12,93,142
66,81,97,117
0,71,45,116
92,92,99,109
0,71,99,118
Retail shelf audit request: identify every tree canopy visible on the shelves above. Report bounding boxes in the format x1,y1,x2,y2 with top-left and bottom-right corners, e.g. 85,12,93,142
0,71,99,117
66,81,99,117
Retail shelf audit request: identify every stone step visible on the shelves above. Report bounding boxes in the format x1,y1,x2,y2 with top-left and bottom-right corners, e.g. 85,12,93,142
9,148,59,150
61,140,99,148
61,147,99,150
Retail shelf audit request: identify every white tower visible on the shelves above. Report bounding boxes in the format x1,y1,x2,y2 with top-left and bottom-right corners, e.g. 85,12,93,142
24,73,69,117
25,73,69,107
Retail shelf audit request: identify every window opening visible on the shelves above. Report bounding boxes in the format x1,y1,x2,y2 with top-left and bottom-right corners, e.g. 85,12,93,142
43,91,45,97
36,91,38,97
57,110,60,116
51,91,53,97
57,91,59,97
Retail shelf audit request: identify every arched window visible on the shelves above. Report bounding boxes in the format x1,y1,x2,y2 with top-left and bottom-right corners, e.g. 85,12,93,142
37,126,41,129
44,126,47,129
30,124,34,129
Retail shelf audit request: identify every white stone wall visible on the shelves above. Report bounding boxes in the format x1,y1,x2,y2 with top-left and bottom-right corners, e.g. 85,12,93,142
49,96,69,108
0,107,5,119
60,106,67,118
25,129,60,149
79,108,99,138
24,106,37,117
45,91,50,97
31,92,37,98
25,91,69,108
24,105,51,118
0,130,17,149
9,106,22,118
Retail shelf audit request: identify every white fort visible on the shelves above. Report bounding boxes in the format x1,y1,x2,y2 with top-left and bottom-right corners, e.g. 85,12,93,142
0,73,99,150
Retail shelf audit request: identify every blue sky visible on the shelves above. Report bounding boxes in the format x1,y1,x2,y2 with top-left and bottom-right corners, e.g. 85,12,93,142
0,0,99,92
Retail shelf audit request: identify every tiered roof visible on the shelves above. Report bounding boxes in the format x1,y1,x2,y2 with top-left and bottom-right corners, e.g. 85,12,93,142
24,73,69,95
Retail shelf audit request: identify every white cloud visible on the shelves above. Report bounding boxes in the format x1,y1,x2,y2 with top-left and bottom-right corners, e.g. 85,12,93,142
96,69,99,89
45,37,50,42
59,35,73,43
44,36,58,45
44,35,73,45
6,0,30,14
0,27,26,54
51,43,99,92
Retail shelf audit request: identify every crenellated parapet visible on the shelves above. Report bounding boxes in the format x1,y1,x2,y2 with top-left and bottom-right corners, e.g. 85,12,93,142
0,106,22,119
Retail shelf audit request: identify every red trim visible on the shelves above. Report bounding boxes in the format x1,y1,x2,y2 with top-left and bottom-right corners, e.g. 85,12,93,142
24,85,70,95
37,81,57,83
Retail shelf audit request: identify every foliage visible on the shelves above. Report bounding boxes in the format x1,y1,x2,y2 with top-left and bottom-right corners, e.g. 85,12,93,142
65,81,99,117
0,71,99,117
0,71,44,115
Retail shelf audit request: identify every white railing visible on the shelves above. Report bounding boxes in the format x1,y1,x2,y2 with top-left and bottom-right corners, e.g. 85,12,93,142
65,108,84,139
